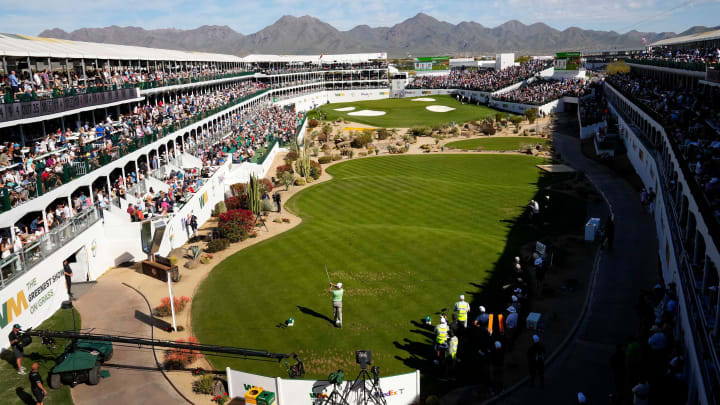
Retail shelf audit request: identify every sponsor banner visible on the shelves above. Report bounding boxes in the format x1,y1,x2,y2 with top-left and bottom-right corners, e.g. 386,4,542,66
228,368,419,405
0,265,69,348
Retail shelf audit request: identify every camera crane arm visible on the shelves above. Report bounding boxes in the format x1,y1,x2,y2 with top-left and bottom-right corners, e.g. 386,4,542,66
26,329,305,377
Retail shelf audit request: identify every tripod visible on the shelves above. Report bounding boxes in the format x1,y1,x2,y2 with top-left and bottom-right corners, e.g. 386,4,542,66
317,382,348,405
341,368,387,405
254,211,269,231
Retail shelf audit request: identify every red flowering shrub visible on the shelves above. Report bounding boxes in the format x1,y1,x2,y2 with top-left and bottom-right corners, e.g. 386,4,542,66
276,164,294,178
230,183,246,197
260,178,273,193
155,296,191,317
164,335,202,370
218,209,254,242
224,195,248,210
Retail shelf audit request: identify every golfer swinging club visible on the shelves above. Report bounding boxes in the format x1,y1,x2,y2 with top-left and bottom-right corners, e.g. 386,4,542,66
329,281,343,328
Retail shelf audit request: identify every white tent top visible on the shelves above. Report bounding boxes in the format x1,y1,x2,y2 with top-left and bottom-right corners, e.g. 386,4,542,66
0,33,243,62
240,52,387,64
652,29,720,47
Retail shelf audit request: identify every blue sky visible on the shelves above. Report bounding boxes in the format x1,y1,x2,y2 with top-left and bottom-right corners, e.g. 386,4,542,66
2,0,719,35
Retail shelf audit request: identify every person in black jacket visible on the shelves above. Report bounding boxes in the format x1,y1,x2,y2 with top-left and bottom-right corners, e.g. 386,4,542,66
527,334,546,387
8,324,25,374
29,363,48,404
273,192,282,213
63,260,73,297
603,214,615,250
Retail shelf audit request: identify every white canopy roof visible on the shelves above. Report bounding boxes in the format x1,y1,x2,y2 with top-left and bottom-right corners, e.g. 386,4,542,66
652,29,720,47
0,33,243,62
240,52,387,64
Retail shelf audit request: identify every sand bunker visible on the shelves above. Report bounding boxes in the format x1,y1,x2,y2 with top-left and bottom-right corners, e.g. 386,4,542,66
348,110,386,117
426,105,456,112
334,107,356,111
411,97,436,102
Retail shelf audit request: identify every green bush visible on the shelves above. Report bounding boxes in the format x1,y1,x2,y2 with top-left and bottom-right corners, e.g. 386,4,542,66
331,154,342,161
206,238,229,253
310,160,322,179
376,128,390,140
213,201,227,217
193,374,215,394
318,155,332,164
261,198,276,212
295,177,307,186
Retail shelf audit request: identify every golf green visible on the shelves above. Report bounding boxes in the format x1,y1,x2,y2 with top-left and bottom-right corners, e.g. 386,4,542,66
307,95,507,127
446,136,550,151
193,154,546,380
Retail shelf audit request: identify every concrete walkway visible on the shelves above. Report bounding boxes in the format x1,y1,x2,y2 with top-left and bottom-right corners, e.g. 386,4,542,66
495,132,659,404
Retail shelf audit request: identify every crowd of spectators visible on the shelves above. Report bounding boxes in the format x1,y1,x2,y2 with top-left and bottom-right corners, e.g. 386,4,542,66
255,62,388,75
1,65,248,102
579,81,608,126
492,79,591,106
0,80,269,211
608,283,687,404
127,167,213,222
630,47,720,65
405,60,551,92
606,71,720,220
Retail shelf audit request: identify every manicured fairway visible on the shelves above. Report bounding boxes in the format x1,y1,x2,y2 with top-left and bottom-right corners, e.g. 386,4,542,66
308,95,507,127
193,154,546,380
0,309,80,405
446,136,550,151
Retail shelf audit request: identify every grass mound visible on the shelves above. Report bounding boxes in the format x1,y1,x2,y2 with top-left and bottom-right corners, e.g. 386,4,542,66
447,136,550,151
308,95,507,127
193,154,547,380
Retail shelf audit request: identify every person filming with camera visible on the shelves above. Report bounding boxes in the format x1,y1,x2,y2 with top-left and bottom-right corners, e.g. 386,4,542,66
8,324,26,374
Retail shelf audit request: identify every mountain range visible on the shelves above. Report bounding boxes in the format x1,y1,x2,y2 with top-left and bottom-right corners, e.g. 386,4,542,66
38,13,718,57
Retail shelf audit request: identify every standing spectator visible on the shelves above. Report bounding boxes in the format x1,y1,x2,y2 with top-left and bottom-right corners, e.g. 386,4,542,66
505,306,518,351
527,334,545,387
190,212,198,239
29,362,48,405
489,341,505,395
9,70,19,94
632,380,649,405
63,260,73,298
603,214,615,250
273,192,282,213
8,324,25,374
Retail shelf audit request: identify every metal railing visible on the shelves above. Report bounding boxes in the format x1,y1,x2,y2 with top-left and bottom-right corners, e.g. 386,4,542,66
134,71,254,90
623,58,709,73
0,207,101,290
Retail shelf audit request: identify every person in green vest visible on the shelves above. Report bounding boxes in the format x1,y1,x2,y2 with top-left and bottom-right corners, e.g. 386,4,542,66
454,294,470,329
329,282,343,328
434,317,450,365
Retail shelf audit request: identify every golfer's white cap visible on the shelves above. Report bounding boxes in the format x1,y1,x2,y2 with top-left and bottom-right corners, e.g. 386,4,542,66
514,256,520,262
577,393,586,403
479,306,486,312
494,341,502,349
515,263,521,270
533,334,540,343
337,282,342,288
440,317,447,325
459,294,465,300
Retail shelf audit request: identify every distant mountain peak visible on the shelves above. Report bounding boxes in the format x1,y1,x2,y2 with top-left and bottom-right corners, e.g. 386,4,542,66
37,13,695,56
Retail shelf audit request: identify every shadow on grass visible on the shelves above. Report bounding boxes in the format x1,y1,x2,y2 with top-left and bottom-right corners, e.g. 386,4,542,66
297,306,335,327
392,169,589,398
15,388,35,405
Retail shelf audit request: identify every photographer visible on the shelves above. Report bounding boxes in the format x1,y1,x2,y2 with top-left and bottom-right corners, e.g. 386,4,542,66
8,324,26,374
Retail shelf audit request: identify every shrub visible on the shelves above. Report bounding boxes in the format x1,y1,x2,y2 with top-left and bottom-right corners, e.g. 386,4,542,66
309,160,322,179
206,238,229,253
213,201,227,217
331,154,342,161
261,198,276,212
193,374,215,394
276,164,294,178
200,253,213,264
224,195,248,210
229,183,246,197
376,128,390,140
308,119,320,128
260,178,273,193
155,296,191,317
525,108,539,124
410,127,431,137
295,178,306,186
163,336,202,370
282,172,295,189
351,130,374,148
218,209,254,242
318,155,332,164
285,150,299,161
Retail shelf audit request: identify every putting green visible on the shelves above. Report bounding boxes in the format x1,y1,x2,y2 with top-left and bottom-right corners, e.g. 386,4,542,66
193,154,547,380
308,95,508,127
446,136,550,151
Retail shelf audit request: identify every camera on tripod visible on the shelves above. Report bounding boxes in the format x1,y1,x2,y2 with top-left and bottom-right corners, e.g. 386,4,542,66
355,350,371,370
